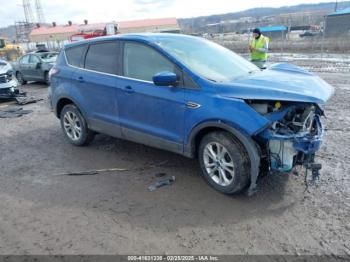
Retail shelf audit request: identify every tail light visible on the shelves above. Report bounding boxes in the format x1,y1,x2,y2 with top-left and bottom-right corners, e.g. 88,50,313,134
48,67,60,80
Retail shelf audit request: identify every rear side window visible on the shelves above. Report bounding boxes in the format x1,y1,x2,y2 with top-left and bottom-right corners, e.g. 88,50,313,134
85,42,120,75
20,55,30,64
65,45,87,67
123,42,175,82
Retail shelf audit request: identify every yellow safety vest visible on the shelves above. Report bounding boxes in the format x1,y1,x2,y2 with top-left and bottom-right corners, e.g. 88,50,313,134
250,35,269,61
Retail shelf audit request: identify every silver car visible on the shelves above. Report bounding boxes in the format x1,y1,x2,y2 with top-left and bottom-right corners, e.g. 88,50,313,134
13,52,58,85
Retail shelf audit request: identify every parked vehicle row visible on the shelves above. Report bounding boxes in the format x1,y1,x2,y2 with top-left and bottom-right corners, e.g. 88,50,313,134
48,33,333,195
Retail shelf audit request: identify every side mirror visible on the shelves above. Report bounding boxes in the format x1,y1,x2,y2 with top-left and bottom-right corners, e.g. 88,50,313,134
153,71,178,87
36,62,42,69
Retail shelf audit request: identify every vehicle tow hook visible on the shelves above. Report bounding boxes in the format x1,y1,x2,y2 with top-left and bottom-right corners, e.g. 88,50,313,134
305,163,322,188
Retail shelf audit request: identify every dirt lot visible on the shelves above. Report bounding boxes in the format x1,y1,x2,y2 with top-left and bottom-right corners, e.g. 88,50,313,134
0,64,349,255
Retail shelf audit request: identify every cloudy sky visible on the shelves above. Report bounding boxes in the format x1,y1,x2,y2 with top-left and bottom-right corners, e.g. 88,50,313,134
0,0,341,27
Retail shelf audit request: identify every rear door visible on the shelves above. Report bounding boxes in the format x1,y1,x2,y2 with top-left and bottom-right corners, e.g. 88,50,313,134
74,41,122,136
116,41,185,152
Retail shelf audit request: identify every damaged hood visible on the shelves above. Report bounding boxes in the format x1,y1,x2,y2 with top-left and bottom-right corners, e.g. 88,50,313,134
218,63,334,105
0,60,12,75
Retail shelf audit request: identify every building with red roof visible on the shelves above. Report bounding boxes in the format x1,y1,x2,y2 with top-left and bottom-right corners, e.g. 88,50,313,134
29,17,180,42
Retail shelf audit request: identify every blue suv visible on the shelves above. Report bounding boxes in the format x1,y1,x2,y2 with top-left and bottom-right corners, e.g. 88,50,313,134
49,33,333,195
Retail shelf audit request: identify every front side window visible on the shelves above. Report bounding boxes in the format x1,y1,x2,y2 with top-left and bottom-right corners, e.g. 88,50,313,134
123,42,175,82
65,45,87,67
85,42,120,75
20,55,30,64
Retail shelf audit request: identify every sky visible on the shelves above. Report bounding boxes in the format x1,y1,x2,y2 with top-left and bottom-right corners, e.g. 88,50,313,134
0,0,342,27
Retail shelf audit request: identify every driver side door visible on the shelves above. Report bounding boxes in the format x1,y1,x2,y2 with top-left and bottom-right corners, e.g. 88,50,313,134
28,54,43,80
116,41,185,153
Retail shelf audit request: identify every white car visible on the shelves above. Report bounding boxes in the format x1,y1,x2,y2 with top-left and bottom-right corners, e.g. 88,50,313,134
0,59,18,99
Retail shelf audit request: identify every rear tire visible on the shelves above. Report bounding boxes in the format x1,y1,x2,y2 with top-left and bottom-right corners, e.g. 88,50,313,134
16,72,27,85
60,104,95,146
198,131,250,194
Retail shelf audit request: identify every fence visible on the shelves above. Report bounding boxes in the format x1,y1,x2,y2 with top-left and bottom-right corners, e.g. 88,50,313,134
19,40,68,53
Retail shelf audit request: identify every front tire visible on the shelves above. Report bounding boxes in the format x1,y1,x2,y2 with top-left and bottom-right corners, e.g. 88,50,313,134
198,131,250,194
60,104,95,146
16,72,27,85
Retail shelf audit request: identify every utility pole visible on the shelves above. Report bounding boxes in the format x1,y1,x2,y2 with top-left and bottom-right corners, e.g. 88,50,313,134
321,15,327,59
334,0,338,12
22,0,35,24
35,0,46,24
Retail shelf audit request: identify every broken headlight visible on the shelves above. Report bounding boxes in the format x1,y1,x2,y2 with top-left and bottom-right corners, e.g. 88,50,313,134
0,70,14,83
6,70,13,81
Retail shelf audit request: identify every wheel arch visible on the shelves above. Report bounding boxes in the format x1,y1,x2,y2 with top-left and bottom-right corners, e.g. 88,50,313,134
185,121,261,195
55,96,85,119
15,70,22,78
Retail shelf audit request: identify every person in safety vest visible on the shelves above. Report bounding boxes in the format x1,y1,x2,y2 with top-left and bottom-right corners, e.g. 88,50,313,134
249,28,269,69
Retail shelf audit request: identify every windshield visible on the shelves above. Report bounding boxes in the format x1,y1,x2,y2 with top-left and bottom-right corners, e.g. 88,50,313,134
39,52,58,63
156,36,259,82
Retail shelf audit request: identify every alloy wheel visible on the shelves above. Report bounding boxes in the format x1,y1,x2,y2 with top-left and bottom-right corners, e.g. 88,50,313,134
63,111,82,141
203,142,235,186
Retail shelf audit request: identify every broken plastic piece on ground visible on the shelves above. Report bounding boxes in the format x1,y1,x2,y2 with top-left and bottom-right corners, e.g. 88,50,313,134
148,175,176,192
55,167,128,176
0,107,33,118
65,171,99,176
0,89,26,102
15,96,43,105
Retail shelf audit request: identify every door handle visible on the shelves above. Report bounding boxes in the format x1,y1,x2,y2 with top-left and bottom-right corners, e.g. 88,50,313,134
124,85,135,94
77,76,85,83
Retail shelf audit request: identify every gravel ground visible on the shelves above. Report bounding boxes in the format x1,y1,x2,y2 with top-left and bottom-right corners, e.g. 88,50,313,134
0,68,349,255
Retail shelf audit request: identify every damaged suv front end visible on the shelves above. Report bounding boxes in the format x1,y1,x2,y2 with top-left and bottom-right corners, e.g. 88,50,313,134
250,100,324,173
234,63,334,189
215,61,334,194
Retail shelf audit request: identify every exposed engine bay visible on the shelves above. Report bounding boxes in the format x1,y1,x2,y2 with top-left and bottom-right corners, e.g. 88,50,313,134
247,100,324,176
